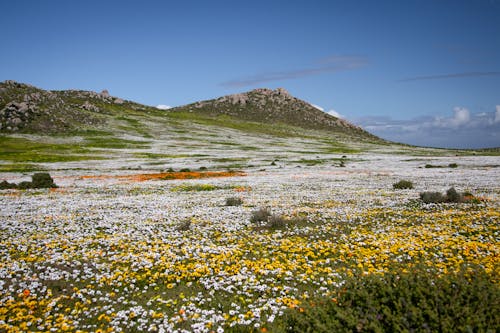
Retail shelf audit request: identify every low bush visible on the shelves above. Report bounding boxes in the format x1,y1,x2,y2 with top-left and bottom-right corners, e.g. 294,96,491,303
31,172,57,188
250,207,272,223
420,191,446,203
225,197,243,206
250,208,307,229
0,180,16,189
176,219,191,231
284,265,499,333
0,173,57,190
419,187,472,204
446,187,462,202
448,163,458,168
267,214,288,229
393,180,413,189
179,168,191,172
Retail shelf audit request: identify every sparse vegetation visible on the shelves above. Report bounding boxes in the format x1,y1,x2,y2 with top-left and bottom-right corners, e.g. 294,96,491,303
393,180,413,189
176,219,192,231
171,184,217,192
250,207,272,223
225,197,243,206
425,163,459,169
267,214,288,229
250,208,307,229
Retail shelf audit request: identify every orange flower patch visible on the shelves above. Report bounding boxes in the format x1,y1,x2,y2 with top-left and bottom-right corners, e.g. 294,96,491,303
81,171,246,182
234,185,252,192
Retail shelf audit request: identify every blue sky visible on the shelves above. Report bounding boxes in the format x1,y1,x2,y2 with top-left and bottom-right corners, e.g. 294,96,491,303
1,0,499,148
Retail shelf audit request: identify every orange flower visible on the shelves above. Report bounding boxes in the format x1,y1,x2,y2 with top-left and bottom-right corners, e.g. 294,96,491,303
22,289,30,297
261,328,268,333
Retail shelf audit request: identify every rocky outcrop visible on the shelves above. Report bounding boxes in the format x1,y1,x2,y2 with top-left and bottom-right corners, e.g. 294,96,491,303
81,101,100,112
0,81,120,133
0,102,36,131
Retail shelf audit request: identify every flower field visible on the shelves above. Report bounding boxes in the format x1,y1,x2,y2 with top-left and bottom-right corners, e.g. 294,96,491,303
1,154,499,332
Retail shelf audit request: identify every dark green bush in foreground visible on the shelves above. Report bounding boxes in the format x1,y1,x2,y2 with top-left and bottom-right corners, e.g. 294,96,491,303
393,180,413,189
284,265,499,333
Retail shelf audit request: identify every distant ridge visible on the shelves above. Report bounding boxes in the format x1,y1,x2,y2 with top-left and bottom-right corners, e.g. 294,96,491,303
0,80,379,141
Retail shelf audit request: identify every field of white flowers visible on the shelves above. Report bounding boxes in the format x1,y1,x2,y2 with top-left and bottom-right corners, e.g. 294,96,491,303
1,154,498,332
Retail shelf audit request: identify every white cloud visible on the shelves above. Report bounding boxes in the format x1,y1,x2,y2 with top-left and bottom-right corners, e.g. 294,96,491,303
451,107,470,127
432,107,470,128
311,104,324,111
311,103,344,118
327,109,343,118
495,105,500,123
353,106,500,149
156,104,172,110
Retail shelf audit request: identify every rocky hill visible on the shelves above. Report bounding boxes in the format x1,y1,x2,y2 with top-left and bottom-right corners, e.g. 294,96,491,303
0,80,378,141
175,88,373,137
0,80,151,133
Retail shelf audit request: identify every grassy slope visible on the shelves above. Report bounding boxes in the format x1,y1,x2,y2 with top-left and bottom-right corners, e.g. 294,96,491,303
1,82,498,172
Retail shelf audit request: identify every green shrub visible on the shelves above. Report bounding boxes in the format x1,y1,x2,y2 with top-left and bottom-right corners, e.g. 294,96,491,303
420,187,468,204
284,265,499,333
393,180,413,189
448,163,458,168
267,214,288,229
0,173,57,190
420,191,446,203
172,184,217,192
250,207,272,223
16,181,34,190
225,197,243,206
176,219,191,231
446,187,462,203
179,168,191,172
31,172,57,188
0,180,16,189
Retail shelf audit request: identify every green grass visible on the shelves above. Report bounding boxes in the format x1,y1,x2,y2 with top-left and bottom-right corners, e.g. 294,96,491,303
84,137,151,149
0,163,46,173
0,136,106,163
166,112,311,138
171,184,220,192
132,152,203,159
